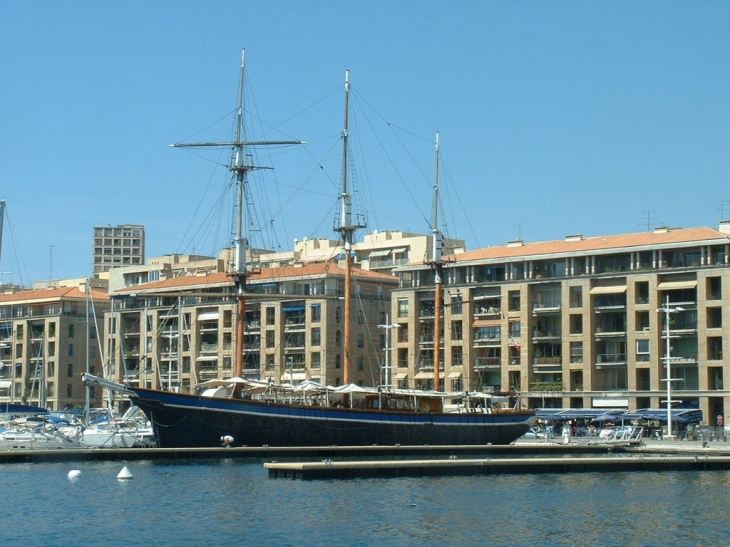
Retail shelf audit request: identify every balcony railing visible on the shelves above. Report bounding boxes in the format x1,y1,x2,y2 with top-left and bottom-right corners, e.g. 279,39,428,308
596,353,626,365
474,357,500,369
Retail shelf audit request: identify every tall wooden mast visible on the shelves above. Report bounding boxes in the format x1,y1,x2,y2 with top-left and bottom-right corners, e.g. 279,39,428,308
172,50,302,378
333,70,364,384
432,132,443,391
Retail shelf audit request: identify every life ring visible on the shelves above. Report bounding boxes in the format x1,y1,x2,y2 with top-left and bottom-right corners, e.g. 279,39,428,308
717,415,724,427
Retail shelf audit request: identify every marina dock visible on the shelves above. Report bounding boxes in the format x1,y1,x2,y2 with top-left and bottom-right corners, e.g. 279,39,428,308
264,453,730,479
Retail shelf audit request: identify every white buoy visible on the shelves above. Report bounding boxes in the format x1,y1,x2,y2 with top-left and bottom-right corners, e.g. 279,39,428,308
117,465,133,480
68,469,81,481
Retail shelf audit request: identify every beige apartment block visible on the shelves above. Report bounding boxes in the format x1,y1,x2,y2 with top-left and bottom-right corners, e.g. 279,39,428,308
392,224,730,424
93,224,145,275
0,284,109,410
256,230,465,276
105,262,398,408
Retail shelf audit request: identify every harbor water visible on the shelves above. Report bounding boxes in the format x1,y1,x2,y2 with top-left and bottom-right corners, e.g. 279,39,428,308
3,459,729,546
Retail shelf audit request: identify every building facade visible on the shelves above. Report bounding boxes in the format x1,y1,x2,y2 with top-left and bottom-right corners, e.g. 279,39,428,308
0,284,109,410
93,224,145,275
104,263,397,402
392,224,730,423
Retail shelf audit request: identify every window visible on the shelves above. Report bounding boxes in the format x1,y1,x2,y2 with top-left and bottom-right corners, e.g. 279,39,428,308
67,343,73,357
357,309,365,325
357,356,364,371
335,354,341,369
636,339,650,362
335,330,342,346
266,307,275,326
310,304,321,323
265,330,275,348
509,320,521,338
708,337,723,360
397,298,409,318
311,352,321,367
707,277,722,300
311,327,321,346
451,321,463,341
68,324,74,338
67,363,73,377
450,295,463,315
635,311,650,331
357,333,364,348
67,384,73,398
708,307,722,329
451,346,463,366
569,287,583,308
570,342,583,364
508,291,520,311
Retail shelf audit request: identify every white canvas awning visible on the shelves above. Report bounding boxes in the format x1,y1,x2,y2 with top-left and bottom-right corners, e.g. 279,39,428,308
197,312,219,321
657,280,697,290
589,285,627,294
0,380,11,389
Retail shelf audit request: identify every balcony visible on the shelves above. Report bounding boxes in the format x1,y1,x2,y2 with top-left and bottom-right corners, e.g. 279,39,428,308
596,353,627,366
474,357,500,370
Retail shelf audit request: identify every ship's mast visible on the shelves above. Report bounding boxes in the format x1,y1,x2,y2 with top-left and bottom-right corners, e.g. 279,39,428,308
432,132,443,392
172,50,302,378
0,200,6,267
333,70,364,385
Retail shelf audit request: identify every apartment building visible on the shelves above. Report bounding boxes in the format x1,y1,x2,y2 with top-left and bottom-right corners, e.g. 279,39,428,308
0,284,109,410
104,262,398,399
93,224,145,275
392,224,730,423
257,230,466,276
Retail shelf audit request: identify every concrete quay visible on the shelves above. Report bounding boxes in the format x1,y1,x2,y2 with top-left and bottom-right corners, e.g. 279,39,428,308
0,441,627,465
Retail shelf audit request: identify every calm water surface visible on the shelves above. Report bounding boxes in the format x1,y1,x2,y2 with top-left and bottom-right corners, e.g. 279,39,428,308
2,458,729,546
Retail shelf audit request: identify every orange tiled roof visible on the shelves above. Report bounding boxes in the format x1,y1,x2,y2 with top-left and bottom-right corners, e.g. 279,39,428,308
0,286,109,304
116,262,397,294
448,226,728,264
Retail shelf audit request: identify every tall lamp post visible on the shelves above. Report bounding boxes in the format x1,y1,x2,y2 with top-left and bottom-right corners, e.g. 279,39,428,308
378,316,399,390
657,295,684,440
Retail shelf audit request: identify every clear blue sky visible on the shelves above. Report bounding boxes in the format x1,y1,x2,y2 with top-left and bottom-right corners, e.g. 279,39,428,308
2,1,729,284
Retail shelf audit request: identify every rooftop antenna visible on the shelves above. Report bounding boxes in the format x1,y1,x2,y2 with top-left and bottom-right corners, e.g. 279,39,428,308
46,244,56,283
720,201,730,222
642,211,652,232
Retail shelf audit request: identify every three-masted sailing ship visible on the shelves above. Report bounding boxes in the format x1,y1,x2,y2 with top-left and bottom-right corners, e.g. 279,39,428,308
84,51,534,448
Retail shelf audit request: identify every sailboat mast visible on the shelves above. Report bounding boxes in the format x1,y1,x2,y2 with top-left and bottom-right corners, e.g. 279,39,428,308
334,70,364,385
0,200,6,267
171,49,302,380
232,50,248,379
432,132,443,392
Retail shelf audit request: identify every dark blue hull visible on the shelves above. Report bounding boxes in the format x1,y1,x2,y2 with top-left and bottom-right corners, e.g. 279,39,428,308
129,388,534,448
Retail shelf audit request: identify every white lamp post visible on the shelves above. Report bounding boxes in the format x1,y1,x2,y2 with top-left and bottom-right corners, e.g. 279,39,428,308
378,316,399,390
657,295,684,440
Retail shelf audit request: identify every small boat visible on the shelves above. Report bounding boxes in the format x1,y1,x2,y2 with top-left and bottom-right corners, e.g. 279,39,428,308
83,52,534,448
78,407,156,449
0,422,82,451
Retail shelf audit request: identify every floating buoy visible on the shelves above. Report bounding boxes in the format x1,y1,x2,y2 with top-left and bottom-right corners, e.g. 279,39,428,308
68,469,81,481
117,465,133,480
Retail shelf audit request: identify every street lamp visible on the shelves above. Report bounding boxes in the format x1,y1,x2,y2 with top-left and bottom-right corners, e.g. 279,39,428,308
657,295,685,440
378,315,399,391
